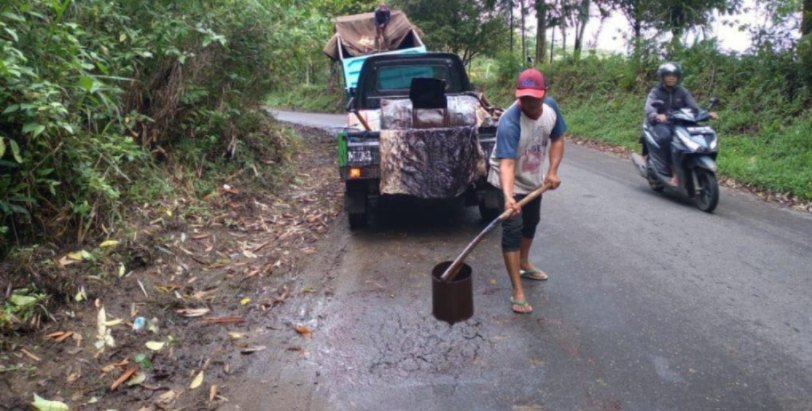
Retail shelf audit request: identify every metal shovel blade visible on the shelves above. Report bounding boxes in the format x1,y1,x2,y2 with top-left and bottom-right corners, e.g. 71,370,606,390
432,261,474,325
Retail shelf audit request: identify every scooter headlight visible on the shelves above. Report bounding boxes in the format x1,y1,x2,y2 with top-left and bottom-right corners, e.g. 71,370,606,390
676,130,702,152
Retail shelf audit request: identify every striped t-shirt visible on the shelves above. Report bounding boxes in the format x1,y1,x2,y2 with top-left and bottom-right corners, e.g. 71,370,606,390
487,98,567,195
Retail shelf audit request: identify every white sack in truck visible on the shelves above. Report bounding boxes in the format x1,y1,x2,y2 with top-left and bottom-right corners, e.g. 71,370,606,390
380,95,480,130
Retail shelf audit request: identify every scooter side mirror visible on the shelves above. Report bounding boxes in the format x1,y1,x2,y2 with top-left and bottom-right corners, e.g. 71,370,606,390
708,96,719,110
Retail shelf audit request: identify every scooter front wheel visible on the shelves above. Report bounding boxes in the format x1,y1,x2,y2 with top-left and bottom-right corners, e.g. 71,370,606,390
694,169,719,213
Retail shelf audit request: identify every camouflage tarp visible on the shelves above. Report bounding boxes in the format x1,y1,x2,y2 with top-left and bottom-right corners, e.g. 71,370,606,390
379,126,486,199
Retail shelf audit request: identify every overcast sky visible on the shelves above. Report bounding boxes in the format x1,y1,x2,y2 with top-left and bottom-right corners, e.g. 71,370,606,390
531,0,802,54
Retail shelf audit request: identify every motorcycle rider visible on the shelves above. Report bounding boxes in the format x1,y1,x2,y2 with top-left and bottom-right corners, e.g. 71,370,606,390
644,62,718,186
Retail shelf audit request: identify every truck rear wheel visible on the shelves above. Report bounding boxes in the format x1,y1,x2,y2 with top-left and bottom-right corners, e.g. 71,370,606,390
348,212,368,229
478,200,500,222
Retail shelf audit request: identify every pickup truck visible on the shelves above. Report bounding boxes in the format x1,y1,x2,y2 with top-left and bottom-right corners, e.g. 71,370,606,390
338,52,501,228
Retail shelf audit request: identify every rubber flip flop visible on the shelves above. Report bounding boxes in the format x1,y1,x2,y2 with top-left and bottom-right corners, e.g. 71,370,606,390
510,299,533,314
520,268,548,281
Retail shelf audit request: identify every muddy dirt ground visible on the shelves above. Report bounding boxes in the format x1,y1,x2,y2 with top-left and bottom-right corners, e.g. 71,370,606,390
0,125,341,411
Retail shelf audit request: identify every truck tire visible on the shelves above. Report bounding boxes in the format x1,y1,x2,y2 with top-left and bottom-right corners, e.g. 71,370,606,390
348,212,368,229
478,201,501,222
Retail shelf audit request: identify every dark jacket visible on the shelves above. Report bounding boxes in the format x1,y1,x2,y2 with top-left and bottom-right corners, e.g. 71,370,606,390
645,83,700,124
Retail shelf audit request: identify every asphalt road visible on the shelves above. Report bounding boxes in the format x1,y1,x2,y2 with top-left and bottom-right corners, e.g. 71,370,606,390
227,110,812,411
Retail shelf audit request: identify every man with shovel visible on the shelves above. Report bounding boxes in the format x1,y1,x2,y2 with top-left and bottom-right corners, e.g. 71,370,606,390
487,68,566,314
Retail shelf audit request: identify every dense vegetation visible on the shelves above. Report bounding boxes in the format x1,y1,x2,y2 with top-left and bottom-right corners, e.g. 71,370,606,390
0,0,328,251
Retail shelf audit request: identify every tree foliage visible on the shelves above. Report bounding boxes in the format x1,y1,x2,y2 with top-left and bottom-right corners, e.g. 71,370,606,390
0,0,318,248
394,0,510,65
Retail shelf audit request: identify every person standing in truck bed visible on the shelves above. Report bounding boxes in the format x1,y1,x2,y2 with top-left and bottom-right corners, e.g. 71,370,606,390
374,3,391,53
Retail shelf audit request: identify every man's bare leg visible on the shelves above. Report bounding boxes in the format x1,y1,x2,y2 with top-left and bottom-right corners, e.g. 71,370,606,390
503,250,531,313
519,238,547,279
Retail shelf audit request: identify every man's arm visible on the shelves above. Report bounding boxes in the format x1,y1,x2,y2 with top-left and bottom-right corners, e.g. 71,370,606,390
545,138,564,190
500,159,521,215
644,89,660,123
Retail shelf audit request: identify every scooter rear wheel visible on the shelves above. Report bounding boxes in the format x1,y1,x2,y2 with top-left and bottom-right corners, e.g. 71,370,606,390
694,170,719,213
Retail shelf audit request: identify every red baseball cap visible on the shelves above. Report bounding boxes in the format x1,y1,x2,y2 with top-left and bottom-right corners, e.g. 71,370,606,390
515,69,547,99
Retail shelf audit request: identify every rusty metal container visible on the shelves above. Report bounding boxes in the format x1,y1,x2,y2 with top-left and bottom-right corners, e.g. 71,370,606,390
432,261,474,324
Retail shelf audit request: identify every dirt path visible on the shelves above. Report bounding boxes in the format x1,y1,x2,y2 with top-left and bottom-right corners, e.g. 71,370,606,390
0,125,342,411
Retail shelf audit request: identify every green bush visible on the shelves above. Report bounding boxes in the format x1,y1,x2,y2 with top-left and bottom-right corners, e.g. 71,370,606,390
0,0,310,250
472,40,812,200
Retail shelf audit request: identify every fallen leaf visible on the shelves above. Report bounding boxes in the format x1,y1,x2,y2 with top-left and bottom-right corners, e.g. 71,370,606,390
95,306,115,350
228,332,245,340
67,251,86,261
126,372,147,386
240,297,251,305
58,256,78,267
209,385,218,402
240,346,267,354
294,324,312,338
158,390,179,404
21,348,41,362
176,307,211,317
147,317,160,334
99,240,119,248
190,370,204,389
203,316,244,325
32,394,70,411
145,341,165,351
102,358,130,373
55,332,74,343
110,366,138,391
104,319,124,327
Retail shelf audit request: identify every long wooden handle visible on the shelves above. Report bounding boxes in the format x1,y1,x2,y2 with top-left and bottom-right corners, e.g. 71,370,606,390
353,111,372,131
440,183,552,283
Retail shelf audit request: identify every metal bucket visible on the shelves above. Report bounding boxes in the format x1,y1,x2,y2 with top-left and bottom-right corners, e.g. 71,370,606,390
432,261,474,324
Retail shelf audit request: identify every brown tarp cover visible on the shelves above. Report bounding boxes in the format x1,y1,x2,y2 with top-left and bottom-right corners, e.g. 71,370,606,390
379,126,486,199
323,10,421,60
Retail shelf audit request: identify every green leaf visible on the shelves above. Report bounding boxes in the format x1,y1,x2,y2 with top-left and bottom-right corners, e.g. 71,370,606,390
0,138,5,159
3,28,18,42
2,105,19,114
10,294,37,307
1,12,26,22
9,140,22,163
79,75,94,91
23,123,45,137
95,61,110,75
32,394,70,411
